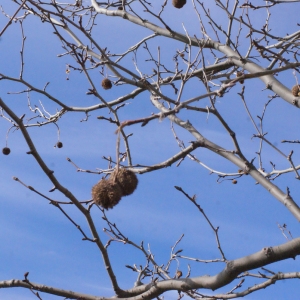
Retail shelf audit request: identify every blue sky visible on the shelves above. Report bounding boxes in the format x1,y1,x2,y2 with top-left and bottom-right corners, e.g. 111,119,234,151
1,1,300,299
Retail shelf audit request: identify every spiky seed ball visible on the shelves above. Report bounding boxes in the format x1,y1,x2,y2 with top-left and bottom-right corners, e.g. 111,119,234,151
101,78,112,90
92,178,122,209
292,85,300,96
172,0,186,8
2,147,10,155
56,141,63,148
111,168,138,196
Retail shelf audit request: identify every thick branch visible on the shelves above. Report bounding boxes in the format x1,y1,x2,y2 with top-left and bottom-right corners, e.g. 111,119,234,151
4,238,299,299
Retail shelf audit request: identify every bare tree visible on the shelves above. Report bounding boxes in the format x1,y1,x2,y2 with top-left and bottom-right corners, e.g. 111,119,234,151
1,0,300,299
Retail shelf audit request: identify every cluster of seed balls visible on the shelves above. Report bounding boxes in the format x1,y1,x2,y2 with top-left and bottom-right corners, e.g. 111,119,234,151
92,168,138,210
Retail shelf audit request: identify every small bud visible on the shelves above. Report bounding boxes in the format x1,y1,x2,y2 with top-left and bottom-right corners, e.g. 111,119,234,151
24,272,29,280
236,71,244,84
49,186,56,192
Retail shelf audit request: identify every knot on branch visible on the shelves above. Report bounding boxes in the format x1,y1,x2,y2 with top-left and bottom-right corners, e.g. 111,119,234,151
292,99,299,107
263,247,274,257
226,260,234,271
179,278,195,292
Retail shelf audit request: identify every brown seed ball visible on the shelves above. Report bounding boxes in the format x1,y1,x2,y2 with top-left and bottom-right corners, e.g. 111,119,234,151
101,78,112,90
232,179,238,184
92,178,122,209
56,141,63,148
172,0,186,8
2,147,11,155
111,168,138,196
291,85,300,96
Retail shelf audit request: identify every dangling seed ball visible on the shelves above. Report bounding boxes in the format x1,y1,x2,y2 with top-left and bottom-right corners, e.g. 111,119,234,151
2,147,11,155
291,85,300,97
172,0,186,9
101,78,112,90
232,179,238,184
92,178,122,209
111,168,138,196
56,141,63,148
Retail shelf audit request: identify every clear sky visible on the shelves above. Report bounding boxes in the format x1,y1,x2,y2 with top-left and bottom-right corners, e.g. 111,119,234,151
0,1,300,299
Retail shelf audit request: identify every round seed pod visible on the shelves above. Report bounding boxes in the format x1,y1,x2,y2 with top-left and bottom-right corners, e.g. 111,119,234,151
101,78,112,90
291,85,300,96
232,179,238,184
2,147,10,155
92,178,123,209
111,168,138,196
56,141,63,148
172,0,186,8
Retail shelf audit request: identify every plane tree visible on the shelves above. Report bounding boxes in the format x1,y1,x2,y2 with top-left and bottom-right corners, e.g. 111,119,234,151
1,0,300,299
